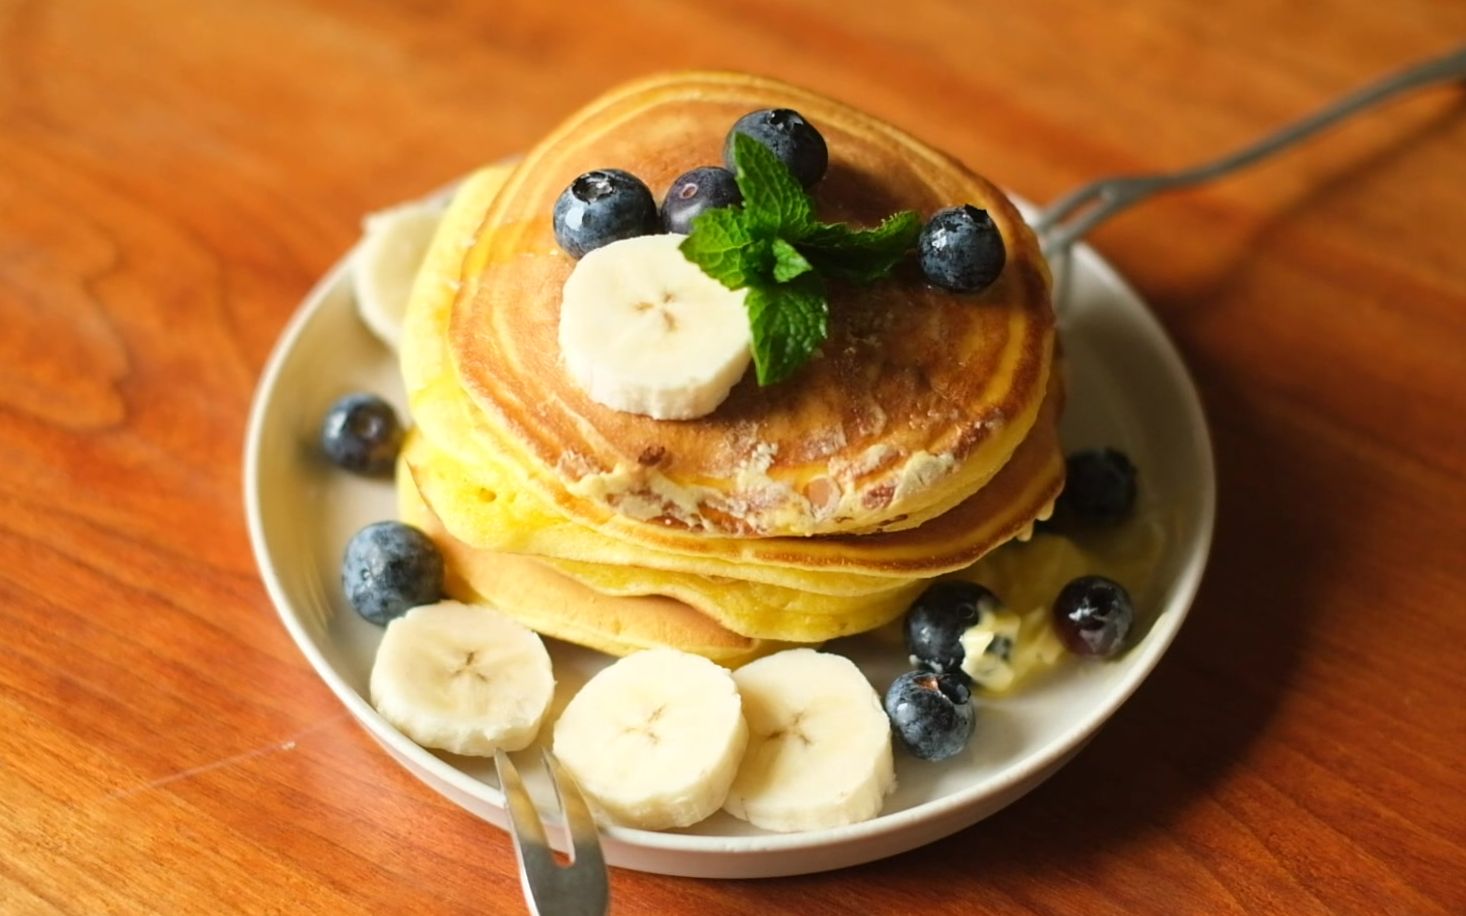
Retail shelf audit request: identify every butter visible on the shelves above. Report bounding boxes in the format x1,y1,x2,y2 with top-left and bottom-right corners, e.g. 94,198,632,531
959,608,1022,691
950,515,1165,693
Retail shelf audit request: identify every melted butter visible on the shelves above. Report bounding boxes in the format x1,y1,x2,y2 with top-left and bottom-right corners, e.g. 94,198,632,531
948,513,1167,693
958,608,1022,690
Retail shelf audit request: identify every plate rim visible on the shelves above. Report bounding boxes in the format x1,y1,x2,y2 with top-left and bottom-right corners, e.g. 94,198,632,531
243,225,1215,860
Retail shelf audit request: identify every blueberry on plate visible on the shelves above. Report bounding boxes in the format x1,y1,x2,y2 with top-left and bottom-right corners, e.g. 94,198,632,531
723,108,829,187
884,670,976,761
1052,575,1135,658
918,205,1005,293
552,169,660,258
661,166,743,234
904,580,1002,675
320,392,403,476
1059,448,1138,525
341,521,444,625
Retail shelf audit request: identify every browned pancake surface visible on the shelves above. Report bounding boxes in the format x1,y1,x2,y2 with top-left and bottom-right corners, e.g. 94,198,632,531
449,71,1054,536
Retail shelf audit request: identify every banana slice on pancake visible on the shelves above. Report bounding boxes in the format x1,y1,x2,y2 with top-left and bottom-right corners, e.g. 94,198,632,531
559,234,752,420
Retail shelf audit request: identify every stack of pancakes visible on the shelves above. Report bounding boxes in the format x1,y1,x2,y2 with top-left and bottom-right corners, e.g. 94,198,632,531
397,72,1062,665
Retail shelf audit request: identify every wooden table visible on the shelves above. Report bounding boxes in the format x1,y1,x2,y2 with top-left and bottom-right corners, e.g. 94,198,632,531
3,0,1463,912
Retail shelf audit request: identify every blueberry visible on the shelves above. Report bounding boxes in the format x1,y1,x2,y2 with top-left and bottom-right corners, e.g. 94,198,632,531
904,580,1002,675
320,393,402,475
552,169,659,258
661,166,743,234
723,108,828,188
341,522,444,625
884,670,976,761
1052,575,1135,657
1060,449,1138,525
918,205,1005,293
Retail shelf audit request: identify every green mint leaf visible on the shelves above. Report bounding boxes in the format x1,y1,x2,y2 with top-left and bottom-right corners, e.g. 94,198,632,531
746,274,828,386
731,133,812,238
681,139,920,389
679,207,754,290
743,237,776,283
804,209,921,251
798,210,922,283
770,237,813,283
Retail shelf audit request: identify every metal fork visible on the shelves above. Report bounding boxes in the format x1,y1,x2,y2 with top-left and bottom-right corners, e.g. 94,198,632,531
494,749,610,916
1032,43,1466,257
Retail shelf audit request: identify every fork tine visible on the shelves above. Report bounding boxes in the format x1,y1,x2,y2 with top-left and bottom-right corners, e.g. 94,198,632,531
542,749,608,877
493,749,557,873
495,749,610,916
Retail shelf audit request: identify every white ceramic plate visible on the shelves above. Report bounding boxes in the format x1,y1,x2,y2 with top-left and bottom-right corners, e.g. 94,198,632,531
244,218,1214,879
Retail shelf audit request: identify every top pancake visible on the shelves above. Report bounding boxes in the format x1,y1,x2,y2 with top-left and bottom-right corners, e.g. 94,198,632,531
404,164,1063,590
448,71,1055,537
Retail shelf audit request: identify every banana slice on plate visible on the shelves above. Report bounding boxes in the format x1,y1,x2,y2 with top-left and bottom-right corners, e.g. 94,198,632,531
558,233,752,420
354,200,444,349
552,648,748,830
724,649,896,832
369,600,555,756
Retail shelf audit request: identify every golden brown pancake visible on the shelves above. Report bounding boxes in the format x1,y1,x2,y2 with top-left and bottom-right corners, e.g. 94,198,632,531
403,164,1063,592
397,457,792,665
540,556,920,641
446,71,1055,538
394,110,1065,654
408,372,1063,580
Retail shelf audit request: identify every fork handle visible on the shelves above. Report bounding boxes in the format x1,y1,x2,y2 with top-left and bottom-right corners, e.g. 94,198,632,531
1034,43,1466,255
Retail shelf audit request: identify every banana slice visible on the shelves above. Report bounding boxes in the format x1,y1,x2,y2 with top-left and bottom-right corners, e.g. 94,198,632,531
558,233,752,420
354,200,444,349
552,648,748,829
725,649,895,832
369,600,555,756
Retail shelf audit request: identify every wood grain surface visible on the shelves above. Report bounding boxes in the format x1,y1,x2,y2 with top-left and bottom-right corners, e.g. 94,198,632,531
3,0,1464,912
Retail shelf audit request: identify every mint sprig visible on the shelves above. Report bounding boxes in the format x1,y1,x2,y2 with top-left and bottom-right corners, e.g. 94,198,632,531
746,274,827,389
679,133,919,386
798,211,922,283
